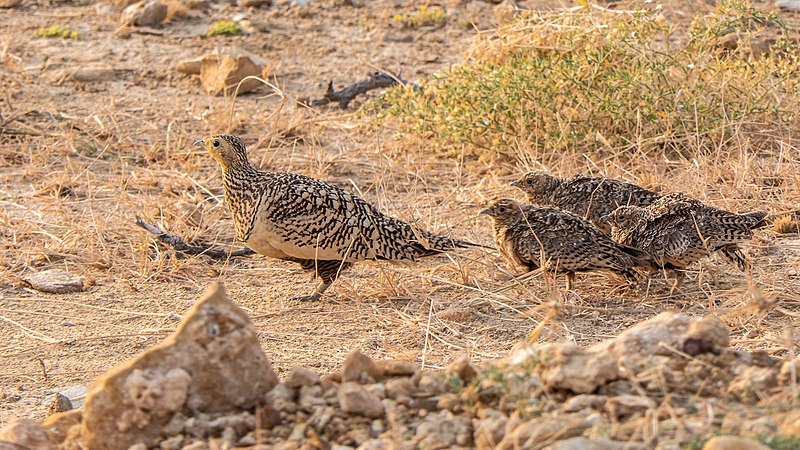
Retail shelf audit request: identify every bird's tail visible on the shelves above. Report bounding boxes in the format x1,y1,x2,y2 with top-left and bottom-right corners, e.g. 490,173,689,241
743,211,769,229
619,244,656,271
417,228,494,255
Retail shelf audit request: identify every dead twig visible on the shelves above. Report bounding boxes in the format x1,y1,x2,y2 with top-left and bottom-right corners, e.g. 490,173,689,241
309,71,417,109
134,215,255,260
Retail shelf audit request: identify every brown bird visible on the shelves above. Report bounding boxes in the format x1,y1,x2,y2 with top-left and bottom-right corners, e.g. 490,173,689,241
197,134,486,301
511,171,661,234
480,199,653,290
603,192,767,288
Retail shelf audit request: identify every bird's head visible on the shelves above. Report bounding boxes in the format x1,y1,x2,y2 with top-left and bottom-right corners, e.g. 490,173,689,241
194,134,250,172
480,198,525,227
601,206,643,230
510,171,560,201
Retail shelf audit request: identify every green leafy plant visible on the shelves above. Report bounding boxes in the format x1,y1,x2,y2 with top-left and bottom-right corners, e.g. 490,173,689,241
207,21,242,37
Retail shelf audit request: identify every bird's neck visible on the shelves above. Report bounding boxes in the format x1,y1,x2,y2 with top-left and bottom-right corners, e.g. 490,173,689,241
221,161,265,242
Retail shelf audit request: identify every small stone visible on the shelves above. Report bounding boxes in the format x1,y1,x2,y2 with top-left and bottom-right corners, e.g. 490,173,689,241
298,385,326,410
778,356,799,384
238,0,270,6
727,366,778,403
285,365,320,389
338,382,384,419
779,409,800,436
497,415,589,449
562,394,607,413
385,377,415,401
415,409,472,448
175,58,203,75
446,355,479,383
342,349,382,383
545,437,648,450
47,393,72,416
265,383,296,413
474,409,507,450
701,436,770,450
740,416,778,436
69,66,116,83
683,316,729,355
513,343,617,394
604,395,655,420
416,371,448,395
95,3,118,15
121,0,167,27
0,0,21,7
0,419,55,450
436,393,461,412
22,269,84,294
777,0,800,11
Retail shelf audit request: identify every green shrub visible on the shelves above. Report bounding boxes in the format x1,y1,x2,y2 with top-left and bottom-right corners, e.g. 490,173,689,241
392,5,447,29
35,26,79,40
207,21,242,37
373,1,800,158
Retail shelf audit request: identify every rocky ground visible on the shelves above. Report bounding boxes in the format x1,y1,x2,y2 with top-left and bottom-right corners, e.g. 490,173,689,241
1,283,799,449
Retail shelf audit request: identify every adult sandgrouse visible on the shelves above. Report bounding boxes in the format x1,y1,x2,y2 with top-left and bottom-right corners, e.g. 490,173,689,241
197,134,484,301
602,192,766,286
480,199,653,290
511,171,662,234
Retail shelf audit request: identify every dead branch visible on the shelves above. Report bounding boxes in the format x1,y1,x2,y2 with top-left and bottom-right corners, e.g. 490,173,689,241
134,215,255,260
309,71,417,109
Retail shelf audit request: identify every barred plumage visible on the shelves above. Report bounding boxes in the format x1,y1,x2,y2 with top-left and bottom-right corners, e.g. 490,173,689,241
480,199,653,290
197,134,484,301
511,171,662,234
603,192,766,278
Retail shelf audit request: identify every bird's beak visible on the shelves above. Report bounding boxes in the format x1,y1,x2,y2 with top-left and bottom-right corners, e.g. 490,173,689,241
193,139,204,147
510,181,520,187
479,208,491,215
600,215,610,222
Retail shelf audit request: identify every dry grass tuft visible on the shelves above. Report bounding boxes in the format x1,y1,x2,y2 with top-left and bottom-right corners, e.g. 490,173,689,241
772,214,799,234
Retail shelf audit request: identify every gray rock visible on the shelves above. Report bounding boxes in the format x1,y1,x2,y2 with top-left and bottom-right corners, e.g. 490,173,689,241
121,0,167,27
80,283,278,450
776,1,800,11
545,437,648,450
285,365,320,389
338,382,384,419
415,409,472,448
22,269,83,294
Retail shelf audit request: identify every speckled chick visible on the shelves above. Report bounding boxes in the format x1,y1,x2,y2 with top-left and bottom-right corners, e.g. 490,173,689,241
512,171,662,234
198,134,484,301
603,192,766,277
480,199,653,290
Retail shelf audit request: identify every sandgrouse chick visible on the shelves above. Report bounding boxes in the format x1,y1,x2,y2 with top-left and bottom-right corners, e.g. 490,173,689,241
603,192,766,284
197,134,484,301
512,171,661,234
480,199,653,290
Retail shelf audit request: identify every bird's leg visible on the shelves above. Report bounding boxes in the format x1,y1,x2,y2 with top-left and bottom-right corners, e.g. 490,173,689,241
565,271,575,291
669,270,683,296
292,281,331,302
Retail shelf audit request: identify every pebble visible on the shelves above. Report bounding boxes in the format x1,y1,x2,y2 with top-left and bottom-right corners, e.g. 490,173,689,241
22,269,84,294
338,382,385,419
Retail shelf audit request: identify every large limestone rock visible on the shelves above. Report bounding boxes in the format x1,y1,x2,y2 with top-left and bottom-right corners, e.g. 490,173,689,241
199,48,265,96
80,283,278,450
509,343,617,394
591,312,729,375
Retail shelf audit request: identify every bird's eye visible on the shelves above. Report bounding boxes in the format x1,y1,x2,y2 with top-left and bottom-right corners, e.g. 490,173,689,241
498,207,507,213
526,179,533,185
212,140,220,148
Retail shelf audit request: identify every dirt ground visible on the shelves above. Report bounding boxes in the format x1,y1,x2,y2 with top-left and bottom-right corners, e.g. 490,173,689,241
1,0,799,428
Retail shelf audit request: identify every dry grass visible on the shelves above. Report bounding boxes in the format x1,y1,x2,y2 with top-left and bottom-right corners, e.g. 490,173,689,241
0,0,798,428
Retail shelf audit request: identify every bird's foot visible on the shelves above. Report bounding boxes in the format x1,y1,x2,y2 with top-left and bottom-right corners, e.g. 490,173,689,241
291,293,321,302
